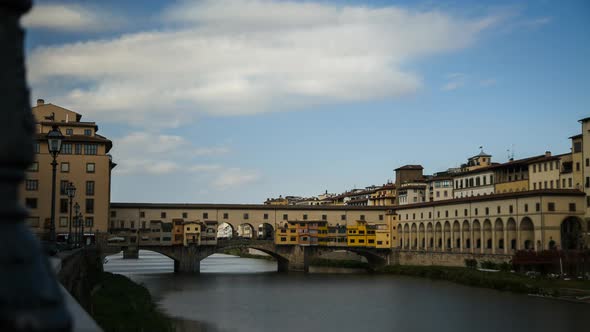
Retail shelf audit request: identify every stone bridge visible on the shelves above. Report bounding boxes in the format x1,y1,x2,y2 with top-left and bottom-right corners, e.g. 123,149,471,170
108,239,394,273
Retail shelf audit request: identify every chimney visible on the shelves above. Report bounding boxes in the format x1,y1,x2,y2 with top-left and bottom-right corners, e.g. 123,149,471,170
36,99,44,106
545,151,551,157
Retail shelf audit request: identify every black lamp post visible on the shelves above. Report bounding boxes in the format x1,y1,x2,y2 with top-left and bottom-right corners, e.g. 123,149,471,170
80,213,85,247
66,182,76,245
73,202,80,247
0,0,72,329
47,125,63,243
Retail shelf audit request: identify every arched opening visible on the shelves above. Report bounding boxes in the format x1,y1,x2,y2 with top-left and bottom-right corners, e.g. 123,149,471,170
217,222,235,239
238,223,255,239
104,249,176,273
257,222,274,240
443,221,451,250
208,246,285,273
411,223,418,249
403,224,410,249
561,217,583,250
472,220,481,249
462,220,471,250
452,220,461,251
435,222,442,250
507,218,517,251
520,217,535,250
419,223,425,249
483,219,492,251
495,218,504,251
426,222,433,250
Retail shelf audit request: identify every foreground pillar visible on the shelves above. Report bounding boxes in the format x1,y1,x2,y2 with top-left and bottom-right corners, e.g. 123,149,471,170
0,1,72,330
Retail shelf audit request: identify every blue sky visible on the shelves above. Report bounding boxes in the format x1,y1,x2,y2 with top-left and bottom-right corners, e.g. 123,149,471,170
24,0,590,203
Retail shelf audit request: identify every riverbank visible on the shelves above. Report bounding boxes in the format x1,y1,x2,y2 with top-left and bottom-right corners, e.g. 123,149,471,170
90,272,175,331
309,258,369,269
377,265,590,302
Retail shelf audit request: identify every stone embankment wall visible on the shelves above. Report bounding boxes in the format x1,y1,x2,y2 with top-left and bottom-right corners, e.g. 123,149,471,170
57,248,104,311
395,250,511,267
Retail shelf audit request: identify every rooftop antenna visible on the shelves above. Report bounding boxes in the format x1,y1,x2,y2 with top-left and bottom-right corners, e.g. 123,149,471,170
479,146,483,153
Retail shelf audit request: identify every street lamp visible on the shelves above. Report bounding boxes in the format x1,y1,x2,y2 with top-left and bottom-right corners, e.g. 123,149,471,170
73,202,80,247
66,182,76,245
47,125,63,243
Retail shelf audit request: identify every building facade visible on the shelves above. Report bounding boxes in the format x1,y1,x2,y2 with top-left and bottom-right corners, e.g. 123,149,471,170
21,99,115,239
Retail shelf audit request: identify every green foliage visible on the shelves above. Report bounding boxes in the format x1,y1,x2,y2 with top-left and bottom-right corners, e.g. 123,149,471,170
91,272,175,332
309,258,369,269
480,261,499,270
464,259,477,269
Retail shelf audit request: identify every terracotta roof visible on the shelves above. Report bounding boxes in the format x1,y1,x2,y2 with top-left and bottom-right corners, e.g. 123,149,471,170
395,165,424,171
394,189,585,210
111,202,391,211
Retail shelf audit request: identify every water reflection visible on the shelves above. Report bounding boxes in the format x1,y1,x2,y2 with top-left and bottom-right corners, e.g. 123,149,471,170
105,251,587,332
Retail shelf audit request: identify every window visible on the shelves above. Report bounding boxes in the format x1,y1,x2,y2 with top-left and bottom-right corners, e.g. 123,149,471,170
550,162,553,171
587,158,590,167
454,210,458,217
490,175,494,185
161,212,166,218
86,199,94,214
85,217,94,227
264,213,269,220
429,212,432,218
84,129,92,136
322,214,327,221
86,163,95,173
497,206,501,214
75,144,82,154
33,143,40,154
223,213,228,219
360,215,365,221
576,162,581,171
110,210,116,217
569,203,576,212
65,128,73,135
574,142,582,153
282,214,288,220
28,162,38,172
59,216,68,227
587,197,590,207
536,203,540,212
62,143,72,154
142,221,146,229
568,178,573,187
60,180,68,195
445,211,448,217
586,177,590,188
182,212,188,218
84,144,97,155
341,215,346,221
303,214,308,220
60,198,68,213
474,208,478,215
25,198,37,209
25,179,38,191
243,213,249,220
203,212,209,219
533,183,537,190
544,163,547,172
140,211,145,218
524,204,528,212
547,202,555,212
86,181,95,196
509,205,513,214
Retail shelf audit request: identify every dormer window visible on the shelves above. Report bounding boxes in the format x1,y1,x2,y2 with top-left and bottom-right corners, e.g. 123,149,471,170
84,129,92,136
66,128,73,135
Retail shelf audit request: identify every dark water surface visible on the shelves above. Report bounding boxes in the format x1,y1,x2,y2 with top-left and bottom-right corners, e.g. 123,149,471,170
105,251,587,332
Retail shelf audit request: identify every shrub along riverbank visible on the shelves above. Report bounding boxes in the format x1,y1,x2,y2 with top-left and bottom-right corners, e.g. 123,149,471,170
91,272,175,332
376,265,590,297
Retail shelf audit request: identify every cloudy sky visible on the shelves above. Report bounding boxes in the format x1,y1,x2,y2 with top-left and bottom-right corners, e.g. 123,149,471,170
24,0,590,203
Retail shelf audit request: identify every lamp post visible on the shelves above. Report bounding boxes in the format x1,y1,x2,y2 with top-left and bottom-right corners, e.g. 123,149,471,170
0,0,72,329
47,125,63,243
80,213,85,247
66,182,76,245
73,202,80,247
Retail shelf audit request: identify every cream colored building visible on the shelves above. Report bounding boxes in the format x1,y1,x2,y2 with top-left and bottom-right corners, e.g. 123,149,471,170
395,190,586,253
21,99,115,238
453,169,495,198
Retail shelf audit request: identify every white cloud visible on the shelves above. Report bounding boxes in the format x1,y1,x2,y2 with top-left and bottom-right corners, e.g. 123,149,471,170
28,0,504,127
213,168,261,189
22,4,121,31
441,73,466,91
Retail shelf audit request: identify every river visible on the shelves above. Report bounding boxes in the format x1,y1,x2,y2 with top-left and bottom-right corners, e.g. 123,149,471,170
104,250,586,332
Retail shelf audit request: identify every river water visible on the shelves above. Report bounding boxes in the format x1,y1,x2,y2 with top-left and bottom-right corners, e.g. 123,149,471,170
104,251,586,332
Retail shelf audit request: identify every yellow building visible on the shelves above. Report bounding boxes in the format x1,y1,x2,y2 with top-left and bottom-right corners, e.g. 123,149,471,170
369,183,396,206
22,99,115,239
275,222,298,245
326,225,347,246
347,220,368,247
317,222,328,246
375,222,391,249
172,219,184,245
183,221,200,246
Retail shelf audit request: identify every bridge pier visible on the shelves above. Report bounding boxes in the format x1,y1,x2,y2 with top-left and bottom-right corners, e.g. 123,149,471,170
174,245,215,273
